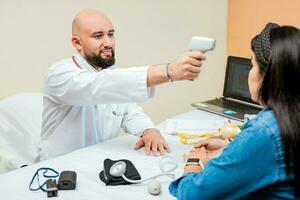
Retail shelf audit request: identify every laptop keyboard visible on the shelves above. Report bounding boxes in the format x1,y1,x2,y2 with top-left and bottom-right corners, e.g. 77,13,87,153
206,98,260,113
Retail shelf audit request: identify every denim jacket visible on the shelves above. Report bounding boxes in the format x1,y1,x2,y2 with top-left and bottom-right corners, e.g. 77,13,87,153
169,109,295,199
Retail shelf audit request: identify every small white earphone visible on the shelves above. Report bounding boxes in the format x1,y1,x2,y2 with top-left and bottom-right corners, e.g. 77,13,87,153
109,156,177,195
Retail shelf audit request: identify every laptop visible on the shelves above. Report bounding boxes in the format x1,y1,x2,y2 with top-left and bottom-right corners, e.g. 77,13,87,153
192,56,263,122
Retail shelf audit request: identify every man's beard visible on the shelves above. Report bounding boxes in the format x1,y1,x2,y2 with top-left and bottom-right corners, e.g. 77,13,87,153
85,49,115,70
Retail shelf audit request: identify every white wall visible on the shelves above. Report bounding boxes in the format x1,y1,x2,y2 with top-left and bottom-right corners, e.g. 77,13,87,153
0,0,228,124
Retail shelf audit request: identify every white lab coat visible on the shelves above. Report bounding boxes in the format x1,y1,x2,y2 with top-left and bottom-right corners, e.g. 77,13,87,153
36,53,156,161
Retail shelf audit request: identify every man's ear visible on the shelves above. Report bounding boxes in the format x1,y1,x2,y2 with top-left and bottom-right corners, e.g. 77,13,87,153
71,36,82,51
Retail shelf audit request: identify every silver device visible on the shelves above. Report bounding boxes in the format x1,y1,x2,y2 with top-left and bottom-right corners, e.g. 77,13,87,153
189,36,216,52
109,156,177,195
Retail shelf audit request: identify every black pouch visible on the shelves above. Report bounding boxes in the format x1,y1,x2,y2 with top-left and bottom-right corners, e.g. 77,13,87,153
57,171,77,190
99,158,141,186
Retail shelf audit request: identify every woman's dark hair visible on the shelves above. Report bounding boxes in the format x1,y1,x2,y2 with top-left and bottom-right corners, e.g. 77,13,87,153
252,24,300,197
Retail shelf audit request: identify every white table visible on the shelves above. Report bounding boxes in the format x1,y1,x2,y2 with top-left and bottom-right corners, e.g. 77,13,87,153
0,109,230,200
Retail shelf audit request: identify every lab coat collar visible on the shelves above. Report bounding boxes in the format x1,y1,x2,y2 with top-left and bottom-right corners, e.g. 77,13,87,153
73,52,116,73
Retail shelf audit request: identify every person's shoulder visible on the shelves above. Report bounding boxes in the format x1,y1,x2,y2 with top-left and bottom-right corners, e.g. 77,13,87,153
48,57,73,71
229,109,280,154
242,109,280,144
250,109,278,130
45,57,77,78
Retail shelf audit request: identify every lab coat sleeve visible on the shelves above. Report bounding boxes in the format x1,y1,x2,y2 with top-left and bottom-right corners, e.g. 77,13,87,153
45,63,154,106
121,103,156,137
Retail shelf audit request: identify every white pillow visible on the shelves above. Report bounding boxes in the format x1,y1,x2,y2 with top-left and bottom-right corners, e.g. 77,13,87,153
0,93,42,173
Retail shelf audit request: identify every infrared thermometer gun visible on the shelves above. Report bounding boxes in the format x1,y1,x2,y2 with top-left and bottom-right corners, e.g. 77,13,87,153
189,36,216,52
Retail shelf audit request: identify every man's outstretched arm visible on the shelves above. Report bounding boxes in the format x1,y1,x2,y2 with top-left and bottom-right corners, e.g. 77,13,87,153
147,51,206,87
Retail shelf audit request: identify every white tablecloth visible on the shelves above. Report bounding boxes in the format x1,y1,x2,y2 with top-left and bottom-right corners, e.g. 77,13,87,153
0,109,229,200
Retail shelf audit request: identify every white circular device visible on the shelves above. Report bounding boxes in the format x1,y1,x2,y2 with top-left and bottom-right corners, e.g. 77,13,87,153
108,156,177,195
147,179,161,195
109,161,127,177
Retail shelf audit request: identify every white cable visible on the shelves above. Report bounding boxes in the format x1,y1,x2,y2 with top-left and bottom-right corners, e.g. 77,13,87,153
122,172,174,183
110,155,178,184
159,155,177,179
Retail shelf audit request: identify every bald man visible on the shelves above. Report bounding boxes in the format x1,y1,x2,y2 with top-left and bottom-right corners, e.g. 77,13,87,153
36,9,206,161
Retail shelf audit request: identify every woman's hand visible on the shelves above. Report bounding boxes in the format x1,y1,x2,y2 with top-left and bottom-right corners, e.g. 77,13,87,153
184,147,208,174
194,137,230,151
194,137,230,161
183,137,231,174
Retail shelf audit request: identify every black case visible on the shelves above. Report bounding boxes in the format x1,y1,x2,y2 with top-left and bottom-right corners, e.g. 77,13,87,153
99,158,141,186
57,171,77,190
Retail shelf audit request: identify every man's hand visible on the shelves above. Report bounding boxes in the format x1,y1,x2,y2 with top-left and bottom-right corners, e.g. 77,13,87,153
134,128,171,156
170,51,206,81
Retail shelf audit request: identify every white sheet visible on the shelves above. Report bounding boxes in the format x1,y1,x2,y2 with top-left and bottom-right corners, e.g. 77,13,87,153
165,118,228,134
0,93,42,173
0,109,231,199
0,135,191,200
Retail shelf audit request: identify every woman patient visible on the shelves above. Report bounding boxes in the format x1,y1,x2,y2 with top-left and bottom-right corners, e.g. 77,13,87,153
169,23,300,199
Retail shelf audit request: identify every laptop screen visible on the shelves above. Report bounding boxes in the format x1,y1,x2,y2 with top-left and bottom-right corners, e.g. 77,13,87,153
223,56,258,104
